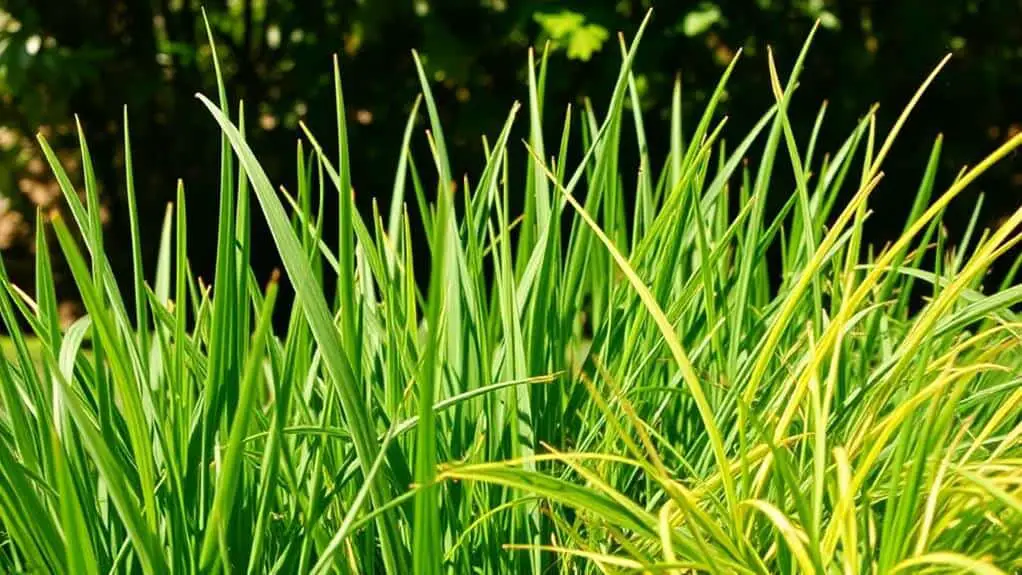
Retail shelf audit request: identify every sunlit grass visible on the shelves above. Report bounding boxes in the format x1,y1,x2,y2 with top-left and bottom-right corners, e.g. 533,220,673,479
1,11,1021,575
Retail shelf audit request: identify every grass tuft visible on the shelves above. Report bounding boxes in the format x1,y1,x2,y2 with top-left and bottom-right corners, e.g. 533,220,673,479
1,14,1021,575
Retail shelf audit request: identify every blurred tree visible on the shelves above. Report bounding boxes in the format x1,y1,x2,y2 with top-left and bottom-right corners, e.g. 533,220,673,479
0,0,1019,321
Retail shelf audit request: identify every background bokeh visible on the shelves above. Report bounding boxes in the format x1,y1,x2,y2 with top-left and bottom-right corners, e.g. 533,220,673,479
1,0,1020,323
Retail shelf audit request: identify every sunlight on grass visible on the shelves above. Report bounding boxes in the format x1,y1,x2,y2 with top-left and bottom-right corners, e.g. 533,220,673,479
0,10,1021,575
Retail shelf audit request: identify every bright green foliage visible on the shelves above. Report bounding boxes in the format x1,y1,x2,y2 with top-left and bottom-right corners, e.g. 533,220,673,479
533,10,610,61
1,13,1022,575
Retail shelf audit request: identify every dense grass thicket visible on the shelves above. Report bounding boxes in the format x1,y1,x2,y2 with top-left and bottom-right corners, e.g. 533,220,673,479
2,13,1022,574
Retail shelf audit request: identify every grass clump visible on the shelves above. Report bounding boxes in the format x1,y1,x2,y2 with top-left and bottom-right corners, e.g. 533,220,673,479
2,12,1022,574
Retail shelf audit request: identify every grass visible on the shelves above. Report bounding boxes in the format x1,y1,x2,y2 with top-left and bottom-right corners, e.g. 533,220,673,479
2,11,1022,574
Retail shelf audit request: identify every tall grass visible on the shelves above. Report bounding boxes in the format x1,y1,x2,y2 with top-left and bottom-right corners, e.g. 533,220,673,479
2,12,1022,574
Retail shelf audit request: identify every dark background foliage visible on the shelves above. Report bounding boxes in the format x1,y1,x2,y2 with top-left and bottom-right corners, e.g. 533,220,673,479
0,0,1020,323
